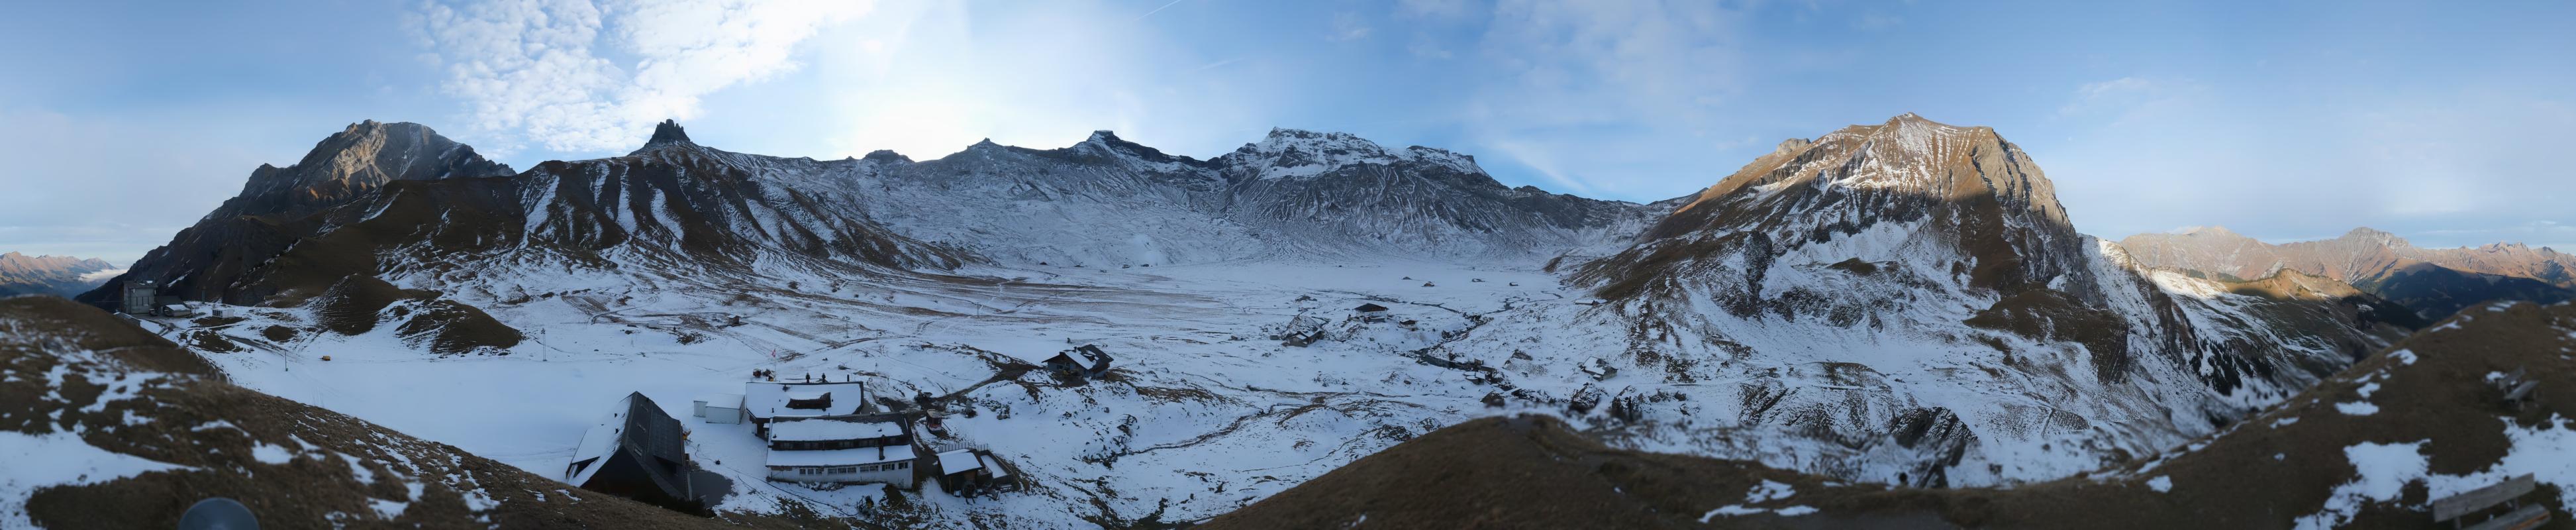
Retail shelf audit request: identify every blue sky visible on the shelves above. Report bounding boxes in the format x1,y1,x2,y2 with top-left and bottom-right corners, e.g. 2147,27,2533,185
3,0,2571,264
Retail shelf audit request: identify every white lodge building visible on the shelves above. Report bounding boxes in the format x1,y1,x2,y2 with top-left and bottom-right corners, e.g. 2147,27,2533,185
764,416,917,487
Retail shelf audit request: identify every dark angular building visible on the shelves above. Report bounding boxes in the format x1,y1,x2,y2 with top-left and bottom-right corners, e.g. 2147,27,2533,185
564,392,699,513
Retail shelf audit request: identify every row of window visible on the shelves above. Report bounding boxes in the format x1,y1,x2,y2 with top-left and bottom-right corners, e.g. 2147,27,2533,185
773,438,905,450
791,461,911,475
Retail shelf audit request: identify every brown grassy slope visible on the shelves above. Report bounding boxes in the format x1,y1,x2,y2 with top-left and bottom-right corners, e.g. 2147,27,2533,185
1206,301,2576,530
0,295,850,529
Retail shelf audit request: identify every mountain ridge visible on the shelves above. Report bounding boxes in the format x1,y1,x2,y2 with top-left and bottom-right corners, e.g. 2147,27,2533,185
52,113,2438,526
0,252,119,297
2120,225,2576,319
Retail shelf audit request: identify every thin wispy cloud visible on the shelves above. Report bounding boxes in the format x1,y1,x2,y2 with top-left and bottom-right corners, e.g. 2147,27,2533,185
1136,0,1189,21
1328,12,1374,42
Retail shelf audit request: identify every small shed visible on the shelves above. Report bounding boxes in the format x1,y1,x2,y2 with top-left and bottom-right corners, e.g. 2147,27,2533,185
1354,303,1391,323
694,394,744,424
933,448,1015,495
935,449,984,486
1039,344,1115,378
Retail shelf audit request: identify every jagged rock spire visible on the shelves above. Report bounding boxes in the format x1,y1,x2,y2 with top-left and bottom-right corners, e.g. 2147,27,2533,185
640,119,693,149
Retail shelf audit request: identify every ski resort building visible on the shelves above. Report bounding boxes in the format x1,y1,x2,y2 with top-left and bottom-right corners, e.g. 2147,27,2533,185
764,415,916,487
119,280,156,316
564,393,698,513
743,380,873,437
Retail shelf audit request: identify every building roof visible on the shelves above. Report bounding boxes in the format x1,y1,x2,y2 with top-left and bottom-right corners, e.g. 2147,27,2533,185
766,444,917,467
769,418,902,442
935,449,981,475
979,454,1011,479
744,381,868,419
1354,303,1390,312
564,392,688,498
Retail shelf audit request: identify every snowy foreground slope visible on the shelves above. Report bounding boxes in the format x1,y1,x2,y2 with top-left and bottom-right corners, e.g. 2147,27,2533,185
1210,300,2576,529
76,115,2417,527
0,296,828,529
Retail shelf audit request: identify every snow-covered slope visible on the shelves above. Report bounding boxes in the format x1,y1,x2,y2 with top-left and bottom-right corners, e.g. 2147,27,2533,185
1464,114,2415,486
71,115,2428,527
831,127,1651,266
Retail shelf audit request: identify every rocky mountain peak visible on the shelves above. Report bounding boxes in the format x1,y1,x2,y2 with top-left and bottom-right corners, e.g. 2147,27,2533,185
1065,130,1199,168
644,119,693,146
2338,227,2410,248
2170,225,2257,240
860,150,913,164
1218,128,1483,180
221,121,513,220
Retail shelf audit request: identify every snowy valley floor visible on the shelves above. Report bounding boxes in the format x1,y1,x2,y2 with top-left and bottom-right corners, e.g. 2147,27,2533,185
148,260,1591,526
91,257,2576,528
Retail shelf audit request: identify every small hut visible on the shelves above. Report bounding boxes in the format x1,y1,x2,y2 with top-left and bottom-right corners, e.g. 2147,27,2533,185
1040,344,1115,378
1353,303,1391,323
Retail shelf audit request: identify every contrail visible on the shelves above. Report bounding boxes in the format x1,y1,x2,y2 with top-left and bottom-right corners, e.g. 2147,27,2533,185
1137,0,1189,21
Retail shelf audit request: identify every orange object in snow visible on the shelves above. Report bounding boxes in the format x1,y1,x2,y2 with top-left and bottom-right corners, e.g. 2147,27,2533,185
320,355,332,361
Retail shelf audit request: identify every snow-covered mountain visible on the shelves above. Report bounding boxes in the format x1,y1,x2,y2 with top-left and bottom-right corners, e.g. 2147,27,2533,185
0,252,117,297
830,127,1652,267
2122,226,2576,318
48,115,2428,526
1442,114,2416,486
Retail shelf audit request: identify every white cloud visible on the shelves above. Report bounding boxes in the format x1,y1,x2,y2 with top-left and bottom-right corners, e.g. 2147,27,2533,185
1328,12,1375,42
410,0,869,154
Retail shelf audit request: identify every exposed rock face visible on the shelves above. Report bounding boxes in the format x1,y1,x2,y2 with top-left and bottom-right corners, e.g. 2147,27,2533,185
0,252,117,296
81,121,515,305
2121,226,2576,319
219,120,517,220
1432,114,2415,487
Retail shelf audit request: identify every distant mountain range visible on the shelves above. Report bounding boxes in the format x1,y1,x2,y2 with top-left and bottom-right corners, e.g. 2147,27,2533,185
2120,226,2576,319
0,251,119,297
